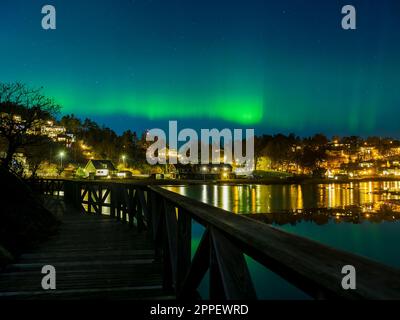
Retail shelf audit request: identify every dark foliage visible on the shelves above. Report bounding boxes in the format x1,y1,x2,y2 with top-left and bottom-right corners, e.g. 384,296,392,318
0,167,60,263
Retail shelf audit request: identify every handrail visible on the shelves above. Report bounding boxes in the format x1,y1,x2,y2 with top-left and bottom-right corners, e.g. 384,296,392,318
30,179,400,300
149,186,400,299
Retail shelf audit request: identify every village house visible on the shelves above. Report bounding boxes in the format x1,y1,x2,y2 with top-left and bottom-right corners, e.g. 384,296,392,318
84,160,117,179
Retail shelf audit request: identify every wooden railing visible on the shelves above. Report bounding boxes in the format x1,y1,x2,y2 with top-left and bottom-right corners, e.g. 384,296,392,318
31,179,400,300
29,178,65,197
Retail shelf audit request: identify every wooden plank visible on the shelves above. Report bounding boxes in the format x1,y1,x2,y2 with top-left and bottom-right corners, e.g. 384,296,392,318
0,196,169,301
0,286,173,300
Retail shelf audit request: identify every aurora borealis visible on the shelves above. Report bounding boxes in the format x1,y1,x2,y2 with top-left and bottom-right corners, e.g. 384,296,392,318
1,0,400,136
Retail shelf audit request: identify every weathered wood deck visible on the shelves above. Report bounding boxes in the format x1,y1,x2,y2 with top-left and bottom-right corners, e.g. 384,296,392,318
0,198,173,300
3,179,400,300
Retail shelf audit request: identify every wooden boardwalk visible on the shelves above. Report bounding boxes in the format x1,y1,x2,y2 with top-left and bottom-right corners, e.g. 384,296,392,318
0,198,173,300
3,179,400,300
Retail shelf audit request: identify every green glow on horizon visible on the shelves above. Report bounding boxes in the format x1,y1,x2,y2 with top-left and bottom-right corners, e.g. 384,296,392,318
53,91,265,125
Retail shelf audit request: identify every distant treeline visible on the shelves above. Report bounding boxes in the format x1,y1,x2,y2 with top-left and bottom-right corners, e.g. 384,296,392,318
60,114,400,174
59,114,150,168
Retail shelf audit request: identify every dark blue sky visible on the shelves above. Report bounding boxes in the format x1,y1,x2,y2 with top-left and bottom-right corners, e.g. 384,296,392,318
1,0,399,137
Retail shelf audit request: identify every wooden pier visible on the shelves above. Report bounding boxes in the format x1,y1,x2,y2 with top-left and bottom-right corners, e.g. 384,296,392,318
1,178,400,300
0,198,172,300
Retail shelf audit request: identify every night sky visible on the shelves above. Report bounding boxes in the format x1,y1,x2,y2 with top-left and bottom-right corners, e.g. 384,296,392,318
1,0,399,137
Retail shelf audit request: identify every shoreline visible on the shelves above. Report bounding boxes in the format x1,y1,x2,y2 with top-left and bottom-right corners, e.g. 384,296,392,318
63,176,400,186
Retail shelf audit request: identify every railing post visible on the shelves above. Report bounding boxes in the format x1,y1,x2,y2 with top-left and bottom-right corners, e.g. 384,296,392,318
145,189,152,236
163,200,178,288
75,182,82,211
136,188,147,232
209,239,226,300
87,185,92,214
151,192,163,258
126,187,134,227
209,227,257,300
115,186,121,221
122,186,128,222
162,216,174,291
178,228,210,300
176,208,191,292
110,185,116,218
98,185,103,215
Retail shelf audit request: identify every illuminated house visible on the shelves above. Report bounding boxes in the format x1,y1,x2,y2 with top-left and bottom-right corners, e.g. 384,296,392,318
41,121,66,139
40,121,76,147
174,163,233,180
358,146,379,161
84,160,117,179
1,114,75,148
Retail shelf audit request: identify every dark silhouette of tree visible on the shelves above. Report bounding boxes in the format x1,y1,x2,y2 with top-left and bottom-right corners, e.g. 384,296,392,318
0,83,60,169
60,114,82,135
341,136,363,155
295,134,328,174
254,134,272,170
264,134,297,170
25,138,56,178
297,145,326,175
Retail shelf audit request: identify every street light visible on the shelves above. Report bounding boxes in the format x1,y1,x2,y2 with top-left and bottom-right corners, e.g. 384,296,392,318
59,151,65,169
121,155,126,167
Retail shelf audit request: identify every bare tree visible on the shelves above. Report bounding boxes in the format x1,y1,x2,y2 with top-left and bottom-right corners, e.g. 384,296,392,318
25,139,55,179
0,83,60,169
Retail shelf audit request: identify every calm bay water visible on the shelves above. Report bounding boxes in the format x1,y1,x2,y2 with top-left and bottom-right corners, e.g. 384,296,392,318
164,181,400,299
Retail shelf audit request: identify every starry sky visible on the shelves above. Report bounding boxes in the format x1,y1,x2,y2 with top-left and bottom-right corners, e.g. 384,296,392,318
1,0,399,137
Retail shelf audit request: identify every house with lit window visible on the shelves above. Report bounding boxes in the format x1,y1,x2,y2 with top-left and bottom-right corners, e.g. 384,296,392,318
84,160,117,179
174,163,233,180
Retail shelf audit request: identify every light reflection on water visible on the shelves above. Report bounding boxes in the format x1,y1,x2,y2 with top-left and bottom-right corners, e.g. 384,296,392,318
165,181,400,299
166,181,400,215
